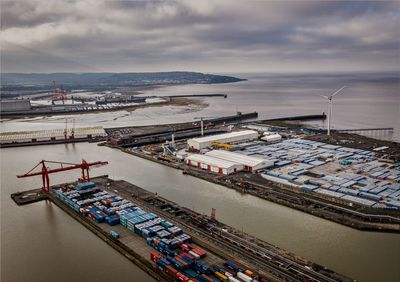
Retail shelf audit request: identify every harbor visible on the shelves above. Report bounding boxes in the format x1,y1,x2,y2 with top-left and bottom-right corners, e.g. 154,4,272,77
3,142,399,282
104,117,400,232
2,1,400,281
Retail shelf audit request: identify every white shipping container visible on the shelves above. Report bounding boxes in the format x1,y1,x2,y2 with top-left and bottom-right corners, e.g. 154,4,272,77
237,272,252,282
225,271,233,277
229,277,241,282
188,250,200,259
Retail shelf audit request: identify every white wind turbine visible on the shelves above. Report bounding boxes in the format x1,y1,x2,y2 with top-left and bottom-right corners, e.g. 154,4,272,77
320,86,346,136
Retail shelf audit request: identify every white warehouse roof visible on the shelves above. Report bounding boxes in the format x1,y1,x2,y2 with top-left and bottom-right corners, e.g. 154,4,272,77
185,154,241,169
187,130,259,150
206,150,273,170
0,126,106,142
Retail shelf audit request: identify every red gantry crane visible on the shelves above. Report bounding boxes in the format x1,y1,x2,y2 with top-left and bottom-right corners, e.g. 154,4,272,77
51,81,68,104
17,160,108,193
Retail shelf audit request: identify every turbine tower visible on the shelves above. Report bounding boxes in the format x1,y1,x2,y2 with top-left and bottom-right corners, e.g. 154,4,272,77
320,86,346,136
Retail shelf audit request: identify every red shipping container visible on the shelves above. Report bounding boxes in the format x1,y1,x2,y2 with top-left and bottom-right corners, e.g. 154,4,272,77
166,265,178,277
182,253,194,260
180,244,190,252
175,257,189,268
176,272,189,282
191,248,206,258
150,252,161,262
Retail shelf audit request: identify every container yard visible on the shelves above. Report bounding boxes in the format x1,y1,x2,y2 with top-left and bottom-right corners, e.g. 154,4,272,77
0,96,168,117
12,175,353,282
241,138,400,210
109,124,400,232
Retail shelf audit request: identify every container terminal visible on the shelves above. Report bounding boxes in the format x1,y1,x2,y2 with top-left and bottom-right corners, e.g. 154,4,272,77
3,111,399,231
101,116,400,232
0,112,259,148
12,159,353,282
0,89,228,117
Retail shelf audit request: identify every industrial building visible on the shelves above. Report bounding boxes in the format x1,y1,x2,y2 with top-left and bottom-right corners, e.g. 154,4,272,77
0,100,31,112
0,127,107,144
261,132,282,143
187,130,259,151
185,154,244,175
206,150,273,172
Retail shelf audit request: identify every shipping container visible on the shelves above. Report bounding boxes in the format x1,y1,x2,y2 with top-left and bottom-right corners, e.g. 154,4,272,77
176,272,189,282
194,260,211,274
237,272,252,282
184,269,199,279
200,274,215,282
224,262,240,272
166,265,178,277
189,250,200,260
75,182,96,191
150,251,161,262
156,258,170,271
109,230,120,239
214,271,228,281
191,248,206,258
244,270,253,277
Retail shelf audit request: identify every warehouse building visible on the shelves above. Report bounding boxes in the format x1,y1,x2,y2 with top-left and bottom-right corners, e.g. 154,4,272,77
0,127,107,144
0,100,31,112
187,130,259,151
185,154,244,175
206,150,274,172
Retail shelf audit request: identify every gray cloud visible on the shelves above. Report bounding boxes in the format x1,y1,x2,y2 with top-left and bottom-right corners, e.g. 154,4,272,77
1,0,399,73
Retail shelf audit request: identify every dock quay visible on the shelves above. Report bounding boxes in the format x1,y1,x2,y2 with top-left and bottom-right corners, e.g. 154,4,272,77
259,114,327,122
107,112,258,147
118,147,400,233
0,97,169,117
11,176,353,282
0,127,107,148
11,188,48,205
105,119,400,233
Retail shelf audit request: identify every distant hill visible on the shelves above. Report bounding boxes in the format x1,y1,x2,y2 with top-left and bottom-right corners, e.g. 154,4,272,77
0,72,245,97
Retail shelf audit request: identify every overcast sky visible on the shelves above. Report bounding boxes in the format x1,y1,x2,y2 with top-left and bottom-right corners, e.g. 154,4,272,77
1,0,399,73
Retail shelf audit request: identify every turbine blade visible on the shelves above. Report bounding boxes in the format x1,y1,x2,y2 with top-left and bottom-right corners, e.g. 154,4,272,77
329,85,346,98
319,94,329,99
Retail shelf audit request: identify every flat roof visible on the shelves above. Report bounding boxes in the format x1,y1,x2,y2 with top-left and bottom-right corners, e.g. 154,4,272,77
189,130,258,143
186,154,241,169
206,150,270,167
0,126,106,142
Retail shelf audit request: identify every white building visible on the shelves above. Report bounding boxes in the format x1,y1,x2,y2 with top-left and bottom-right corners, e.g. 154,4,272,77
0,127,107,144
185,154,244,175
187,130,259,151
206,150,273,172
0,100,31,112
261,132,282,142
